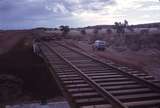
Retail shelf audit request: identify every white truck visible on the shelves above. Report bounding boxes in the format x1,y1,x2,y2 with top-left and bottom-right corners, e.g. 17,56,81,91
93,40,106,51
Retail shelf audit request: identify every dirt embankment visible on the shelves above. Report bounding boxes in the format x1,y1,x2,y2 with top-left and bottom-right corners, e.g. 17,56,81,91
0,30,31,55
0,30,61,104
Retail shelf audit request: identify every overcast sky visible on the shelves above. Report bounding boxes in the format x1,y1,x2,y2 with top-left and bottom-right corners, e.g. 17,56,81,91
0,0,160,29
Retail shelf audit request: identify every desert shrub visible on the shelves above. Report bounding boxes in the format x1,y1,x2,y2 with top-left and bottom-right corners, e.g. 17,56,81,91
93,29,99,34
59,25,70,38
140,29,149,35
80,29,86,35
106,29,112,34
125,34,141,51
59,26,70,34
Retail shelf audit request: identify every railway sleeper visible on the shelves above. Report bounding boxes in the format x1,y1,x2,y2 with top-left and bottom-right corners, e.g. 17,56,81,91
99,81,137,86
125,99,160,108
117,93,160,102
57,72,77,75
63,80,85,84
127,71,143,74
57,69,76,73
47,57,62,61
70,59,93,62
132,73,148,76
86,72,118,76
83,71,117,74
54,67,74,70
76,65,103,68
64,56,87,59
68,87,94,93
53,64,71,68
139,76,154,80
59,74,79,78
60,77,82,81
104,84,145,90
75,63,101,66
80,104,112,108
80,68,113,72
72,92,100,99
66,83,89,88
64,57,89,61
90,74,124,79
152,80,160,86
110,88,152,95
75,97,107,106
71,62,95,65
54,69,75,72
94,77,130,82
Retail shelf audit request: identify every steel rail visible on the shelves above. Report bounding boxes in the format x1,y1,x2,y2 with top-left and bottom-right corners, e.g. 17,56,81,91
43,42,128,108
39,44,79,108
56,41,160,93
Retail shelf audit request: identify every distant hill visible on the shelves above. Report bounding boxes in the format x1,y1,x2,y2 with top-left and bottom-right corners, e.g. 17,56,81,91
132,22,160,28
85,25,114,29
83,22,160,29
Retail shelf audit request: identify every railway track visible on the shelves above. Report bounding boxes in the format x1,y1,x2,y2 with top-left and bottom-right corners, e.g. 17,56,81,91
40,40,160,108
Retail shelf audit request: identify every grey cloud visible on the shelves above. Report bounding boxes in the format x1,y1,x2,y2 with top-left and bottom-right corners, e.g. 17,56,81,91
64,0,116,12
0,0,116,29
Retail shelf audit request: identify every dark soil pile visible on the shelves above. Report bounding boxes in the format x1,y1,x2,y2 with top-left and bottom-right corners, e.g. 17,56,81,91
0,37,61,104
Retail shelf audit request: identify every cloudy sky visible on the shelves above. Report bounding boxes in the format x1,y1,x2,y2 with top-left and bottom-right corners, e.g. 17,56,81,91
0,0,160,29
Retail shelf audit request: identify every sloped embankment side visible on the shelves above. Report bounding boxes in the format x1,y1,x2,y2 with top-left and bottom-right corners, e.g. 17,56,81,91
0,35,62,104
